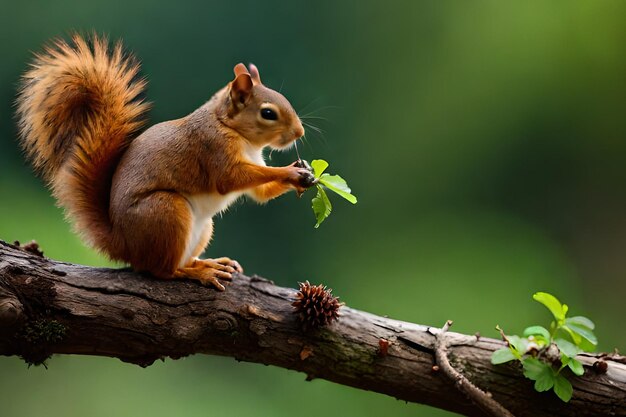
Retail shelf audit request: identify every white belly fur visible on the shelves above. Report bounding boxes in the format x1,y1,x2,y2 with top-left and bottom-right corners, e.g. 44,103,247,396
180,142,264,267
181,191,242,266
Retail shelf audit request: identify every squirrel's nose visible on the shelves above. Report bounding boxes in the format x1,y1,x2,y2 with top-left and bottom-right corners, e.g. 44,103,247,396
294,121,305,139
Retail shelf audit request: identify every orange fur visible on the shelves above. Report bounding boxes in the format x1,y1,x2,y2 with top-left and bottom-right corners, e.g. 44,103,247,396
16,34,313,290
250,180,298,203
16,34,149,257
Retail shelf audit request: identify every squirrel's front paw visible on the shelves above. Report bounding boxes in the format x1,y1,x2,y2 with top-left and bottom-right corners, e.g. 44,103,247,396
293,159,312,171
298,169,317,188
286,165,316,196
290,160,317,188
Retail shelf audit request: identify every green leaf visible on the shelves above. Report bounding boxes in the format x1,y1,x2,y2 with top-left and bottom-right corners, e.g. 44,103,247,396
523,325,551,341
563,323,598,347
567,358,584,376
561,326,581,345
533,292,565,321
506,335,528,355
553,374,573,402
523,358,555,392
578,338,597,352
311,185,332,228
565,316,595,330
535,373,557,392
555,338,582,358
318,174,358,204
522,357,545,379
311,159,329,177
491,348,519,364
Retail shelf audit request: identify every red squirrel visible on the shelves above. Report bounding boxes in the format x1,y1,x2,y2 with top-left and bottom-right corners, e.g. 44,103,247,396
16,34,315,290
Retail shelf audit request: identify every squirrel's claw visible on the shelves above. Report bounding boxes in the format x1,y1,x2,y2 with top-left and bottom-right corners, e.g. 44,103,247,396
200,276,227,291
212,257,243,274
175,257,243,291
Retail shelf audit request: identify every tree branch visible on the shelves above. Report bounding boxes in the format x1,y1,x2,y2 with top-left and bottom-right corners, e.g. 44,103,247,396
1,240,624,417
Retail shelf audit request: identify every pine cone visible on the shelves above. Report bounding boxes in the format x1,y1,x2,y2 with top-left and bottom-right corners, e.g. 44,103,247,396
292,281,342,329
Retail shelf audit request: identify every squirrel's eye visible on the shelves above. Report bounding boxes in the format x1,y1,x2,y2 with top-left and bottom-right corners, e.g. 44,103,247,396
260,108,278,121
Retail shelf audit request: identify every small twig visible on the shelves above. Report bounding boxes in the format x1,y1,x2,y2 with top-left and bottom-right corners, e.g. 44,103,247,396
435,320,516,417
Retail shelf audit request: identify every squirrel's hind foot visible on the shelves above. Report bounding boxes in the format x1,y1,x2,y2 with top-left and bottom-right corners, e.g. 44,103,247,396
174,257,243,291
211,257,244,274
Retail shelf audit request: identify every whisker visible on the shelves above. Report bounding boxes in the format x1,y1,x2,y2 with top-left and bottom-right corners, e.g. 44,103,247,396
303,121,326,135
299,105,342,116
297,101,338,151
301,133,314,153
298,97,325,114
300,115,329,121
302,122,328,147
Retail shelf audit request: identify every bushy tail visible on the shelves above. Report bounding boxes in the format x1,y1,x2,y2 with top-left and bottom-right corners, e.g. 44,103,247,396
16,34,149,257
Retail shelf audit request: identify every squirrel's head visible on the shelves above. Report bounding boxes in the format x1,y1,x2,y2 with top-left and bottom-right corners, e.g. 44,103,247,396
220,63,304,150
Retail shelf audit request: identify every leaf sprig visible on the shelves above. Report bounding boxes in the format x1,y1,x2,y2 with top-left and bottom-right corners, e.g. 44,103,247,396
491,292,597,402
309,160,357,228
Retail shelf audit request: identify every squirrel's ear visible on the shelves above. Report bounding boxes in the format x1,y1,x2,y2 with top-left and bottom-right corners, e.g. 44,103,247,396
230,71,253,107
233,63,249,78
249,63,261,85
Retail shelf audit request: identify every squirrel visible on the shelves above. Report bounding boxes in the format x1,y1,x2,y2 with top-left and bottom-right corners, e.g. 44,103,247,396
16,34,316,290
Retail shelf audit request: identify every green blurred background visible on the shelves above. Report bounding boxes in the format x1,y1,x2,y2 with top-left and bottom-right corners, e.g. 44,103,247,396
1,1,625,416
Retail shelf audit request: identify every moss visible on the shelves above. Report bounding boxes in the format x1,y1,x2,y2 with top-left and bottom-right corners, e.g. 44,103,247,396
19,318,67,367
22,318,66,343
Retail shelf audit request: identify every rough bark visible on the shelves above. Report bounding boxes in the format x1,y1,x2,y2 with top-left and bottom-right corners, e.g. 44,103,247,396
0,240,624,417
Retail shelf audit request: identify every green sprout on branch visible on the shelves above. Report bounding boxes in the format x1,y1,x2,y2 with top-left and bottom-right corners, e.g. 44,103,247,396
491,292,598,402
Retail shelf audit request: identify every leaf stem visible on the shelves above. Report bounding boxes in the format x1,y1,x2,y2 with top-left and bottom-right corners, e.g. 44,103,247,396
294,140,302,163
